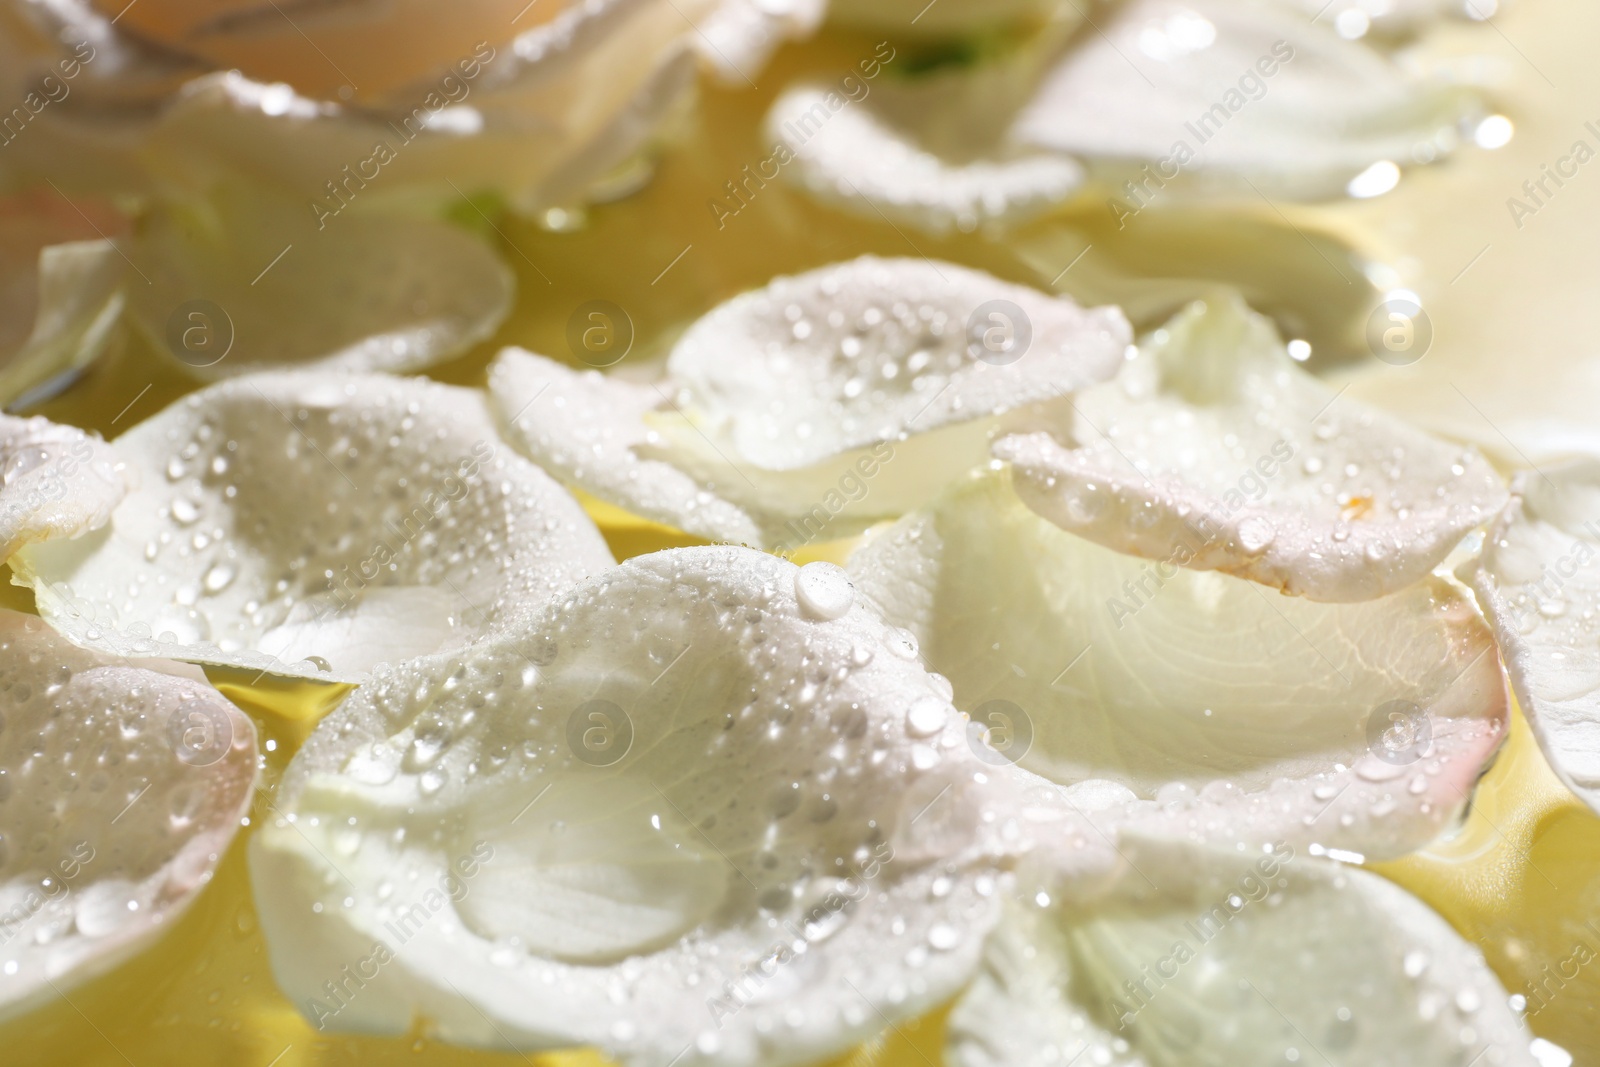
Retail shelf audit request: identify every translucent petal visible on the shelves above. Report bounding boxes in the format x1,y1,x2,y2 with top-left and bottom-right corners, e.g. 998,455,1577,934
848,470,1509,862
995,295,1506,602
0,609,257,1021
12,372,612,682
0,414,128,562
0,197,125,407
1473,461,1600,816
491,257,1129,549
1013,0,1475,199
126,187,511,378
948,839,1535,1067
251,547,1027,1066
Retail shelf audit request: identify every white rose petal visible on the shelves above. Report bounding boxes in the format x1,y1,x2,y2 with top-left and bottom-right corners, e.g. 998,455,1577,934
948,839,1535,1067
12,372,613,682
0,609,257,1021
995,295,1506,602
1015,0,1475,199
1474,461,1600,815
0,413,128,562
126,186,511,378
849,471,1509,863
492,256,1129,548
251,546,1033,1066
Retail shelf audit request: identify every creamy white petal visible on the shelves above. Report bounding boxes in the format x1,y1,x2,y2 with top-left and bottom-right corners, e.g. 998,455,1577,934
489,348,766,546
848,470,1509,862
252,547,1028,1066
765,82,1083,235
948,839,1534,1067
695,0,825,85
995,295,1506,602
667,258,1126,471
0,608,257,1020
491,257,1127,547
1013,0,1474,199
0,413,127,562
0,198,125,407
1473,461,1600,815
125,188,511,378
12,372,612,682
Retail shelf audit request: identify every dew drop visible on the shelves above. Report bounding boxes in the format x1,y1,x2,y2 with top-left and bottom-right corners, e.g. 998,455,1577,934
794,562,854,621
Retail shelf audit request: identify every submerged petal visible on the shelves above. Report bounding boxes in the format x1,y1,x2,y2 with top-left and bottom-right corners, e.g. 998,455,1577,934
948,839,1534,1067
252,547,1024,1066
12,372,612,682
849,471,1508,862
1474,461,1600,815
995,295,1505,601
0,414,127,562
0,609,257,1020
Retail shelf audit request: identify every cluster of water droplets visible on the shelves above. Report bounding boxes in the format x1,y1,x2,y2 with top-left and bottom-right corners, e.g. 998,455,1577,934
0,614,255,1010
21,376,611,679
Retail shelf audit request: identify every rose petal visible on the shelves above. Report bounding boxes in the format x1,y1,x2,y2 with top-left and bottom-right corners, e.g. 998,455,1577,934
695,0,825,85
0,609,257,1020
12,372,612,682
765,81,1083,235
489,349,766,546
493,257,1127,548
252,546,1026,1066
125,185,510,378
995,295,1506,601
948,838,1535,1067
1474,461,1600,816
1013,0,1474,198
848,470,1509,863
0,414,127,562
